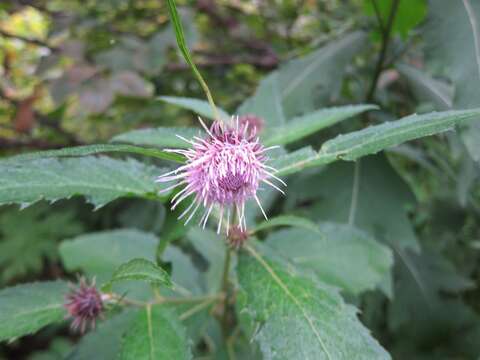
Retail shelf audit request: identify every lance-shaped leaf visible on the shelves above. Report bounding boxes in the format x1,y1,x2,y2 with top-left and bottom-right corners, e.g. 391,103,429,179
320,109,480,161
238,245,390,360
0,281,68,341
262,105,377,146
119,305,192,360
103,258,172,291
265,223,393,295
271,108,480,176
157,96,230,120
0,156,168,208
6,144,184,163
111,127,202,149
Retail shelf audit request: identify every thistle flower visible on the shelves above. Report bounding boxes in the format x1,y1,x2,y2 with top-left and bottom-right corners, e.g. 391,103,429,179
156,116,285,234
64,277,104,333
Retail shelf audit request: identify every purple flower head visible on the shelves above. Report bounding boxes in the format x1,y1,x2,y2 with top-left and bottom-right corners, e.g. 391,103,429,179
157,116,285,234
64,277,104,333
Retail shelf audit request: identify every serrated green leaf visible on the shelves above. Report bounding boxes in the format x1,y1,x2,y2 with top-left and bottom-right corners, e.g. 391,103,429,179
157,96,229,120
253,215,319,234
67,310,138,360
0,281,68,341
60,230,158,278
237,245,390,359
111,127,201,149
271,109,480,177
265,223,393,295
103,258,172,291
0,157,168,208
6,144,184,164
119,305,191,360
262,105,377,147
320,109,480,161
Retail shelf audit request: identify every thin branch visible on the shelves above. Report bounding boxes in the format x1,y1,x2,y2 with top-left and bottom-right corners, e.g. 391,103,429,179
366,0,401,102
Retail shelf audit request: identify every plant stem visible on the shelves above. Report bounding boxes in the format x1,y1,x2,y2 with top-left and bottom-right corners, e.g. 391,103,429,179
366,0,400,102
220,247,232,336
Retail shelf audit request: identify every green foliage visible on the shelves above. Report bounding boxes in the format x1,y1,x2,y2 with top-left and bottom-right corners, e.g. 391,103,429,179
6,144,185,164
103,258,172,291
1,0,480,358
320,109,480,161
425,0,480,161
262,105,377,147
265,223,393,295
363,0,427,38
237,245,390,359
157,96,230,121
0,205,83,282
119,306,191,360
0,281,68,341
253,215,319,234
0,157,169,209
111,127,202,149
67,310,139,360
60,230,158,277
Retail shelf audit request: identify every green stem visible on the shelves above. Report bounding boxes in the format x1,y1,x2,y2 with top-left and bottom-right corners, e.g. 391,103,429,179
166,0,221,121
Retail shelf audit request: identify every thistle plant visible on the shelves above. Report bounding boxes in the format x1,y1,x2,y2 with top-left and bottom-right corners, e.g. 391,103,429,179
2,1,480,359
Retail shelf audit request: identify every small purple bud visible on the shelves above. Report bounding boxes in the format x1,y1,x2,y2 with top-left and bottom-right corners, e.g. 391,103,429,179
227,225,249,249
64,277,104,333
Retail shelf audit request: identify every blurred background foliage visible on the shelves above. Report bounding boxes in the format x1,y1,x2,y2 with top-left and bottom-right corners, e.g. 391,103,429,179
1,0,480,359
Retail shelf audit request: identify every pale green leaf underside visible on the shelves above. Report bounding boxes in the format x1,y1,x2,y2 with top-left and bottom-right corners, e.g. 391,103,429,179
0,281,68,341
119,305,191,360
272,108,480,176
262,105,377,147
111,127,202,149
60,229,158,277
238,247,390,359
6,144,184,163
253,215,320,234
157,96,230,120
266,223,393,295
0,156,167,208
103,258,172,291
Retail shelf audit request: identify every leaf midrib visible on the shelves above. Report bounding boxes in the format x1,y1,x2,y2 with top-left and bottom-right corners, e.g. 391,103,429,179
245,245,332,360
